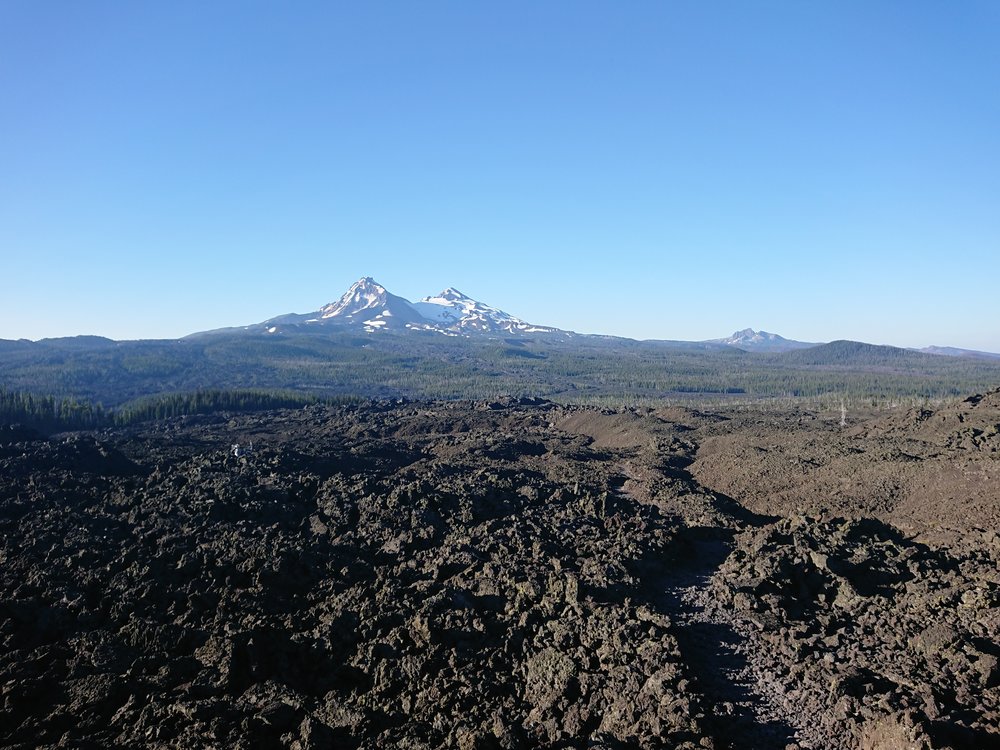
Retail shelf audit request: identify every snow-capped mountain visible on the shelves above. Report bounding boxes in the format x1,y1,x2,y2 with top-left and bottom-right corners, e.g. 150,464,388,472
413,288,556,335
255,277,560,337
710,328,817,353
313,277,426,330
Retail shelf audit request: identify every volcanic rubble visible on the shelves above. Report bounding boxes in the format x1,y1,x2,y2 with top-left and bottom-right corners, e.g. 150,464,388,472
1,395,999,749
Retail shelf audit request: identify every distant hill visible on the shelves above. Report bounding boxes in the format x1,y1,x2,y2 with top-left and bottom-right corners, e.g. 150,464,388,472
778,340,934,367
0,339,33,353
918,345,1000,360
36,336,118,349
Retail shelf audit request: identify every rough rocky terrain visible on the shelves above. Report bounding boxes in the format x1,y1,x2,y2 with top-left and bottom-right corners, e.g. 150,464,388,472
2,393,1000,748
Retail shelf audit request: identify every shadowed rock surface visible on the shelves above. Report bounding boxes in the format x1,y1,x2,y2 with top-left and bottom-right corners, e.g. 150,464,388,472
2,394,1000,748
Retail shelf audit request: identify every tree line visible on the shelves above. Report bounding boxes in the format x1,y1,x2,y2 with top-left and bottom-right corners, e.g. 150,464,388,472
0,387,360,434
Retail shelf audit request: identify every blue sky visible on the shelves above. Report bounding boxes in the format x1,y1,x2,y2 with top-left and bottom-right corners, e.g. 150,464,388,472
2,2,998,348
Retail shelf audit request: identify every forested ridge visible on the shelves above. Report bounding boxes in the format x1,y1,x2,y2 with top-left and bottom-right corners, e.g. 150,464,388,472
1,331,999,411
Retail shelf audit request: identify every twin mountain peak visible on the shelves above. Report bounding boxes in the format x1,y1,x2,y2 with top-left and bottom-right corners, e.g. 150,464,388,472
258,277,558,337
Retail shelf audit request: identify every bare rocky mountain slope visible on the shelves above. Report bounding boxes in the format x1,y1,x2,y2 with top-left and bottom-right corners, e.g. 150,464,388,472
2,393,1000,749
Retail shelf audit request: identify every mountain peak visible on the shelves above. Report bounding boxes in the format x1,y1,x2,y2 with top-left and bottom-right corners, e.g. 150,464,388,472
312,276,428,330
412,286,553,334
421,287,473,305
348,275,387,295
319,277,389,320
708,328,818,353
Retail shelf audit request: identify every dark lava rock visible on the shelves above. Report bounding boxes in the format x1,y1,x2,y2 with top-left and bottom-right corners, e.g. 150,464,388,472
0,402,712,749
0,423,44,445
4,399,1000,749
709,515,1000,749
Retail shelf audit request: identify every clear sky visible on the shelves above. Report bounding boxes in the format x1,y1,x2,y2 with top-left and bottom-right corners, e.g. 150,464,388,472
2,2,998,349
